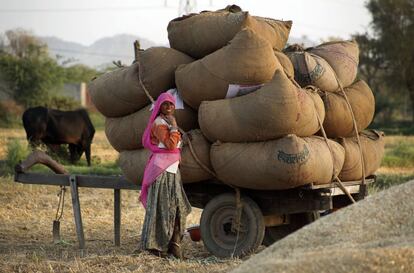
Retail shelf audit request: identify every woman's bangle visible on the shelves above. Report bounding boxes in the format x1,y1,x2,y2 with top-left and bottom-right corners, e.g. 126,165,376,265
170,126,178,132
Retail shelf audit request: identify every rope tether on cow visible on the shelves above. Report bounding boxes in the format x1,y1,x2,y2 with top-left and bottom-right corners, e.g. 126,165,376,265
136,70,243,256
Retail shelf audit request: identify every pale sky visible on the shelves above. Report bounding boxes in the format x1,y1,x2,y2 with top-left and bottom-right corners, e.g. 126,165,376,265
0,0,372,46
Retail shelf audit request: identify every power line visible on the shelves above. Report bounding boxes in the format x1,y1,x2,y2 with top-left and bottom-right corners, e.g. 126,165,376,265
0,6,174,13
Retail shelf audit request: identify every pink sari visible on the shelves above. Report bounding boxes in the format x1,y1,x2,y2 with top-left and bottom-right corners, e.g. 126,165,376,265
140,92,181,208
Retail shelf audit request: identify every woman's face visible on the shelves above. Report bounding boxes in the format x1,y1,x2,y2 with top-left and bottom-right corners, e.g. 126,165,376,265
160,101,175,116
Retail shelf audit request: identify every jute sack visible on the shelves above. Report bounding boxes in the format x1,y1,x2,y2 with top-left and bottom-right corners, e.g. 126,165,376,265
285,47,340,92
320,80,375,138
199,70,325,142
88,47,193,117
105,104,198,152
308,40,359,88
167,6,292,58
210,135,345,190
253,15,292,52
119,148,149,184
180,129,213,183
176,28,280,109
337,130,385,181
274,50,294,80
119,130,213,184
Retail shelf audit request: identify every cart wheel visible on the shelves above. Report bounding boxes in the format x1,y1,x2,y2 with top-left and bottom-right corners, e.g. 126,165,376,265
262,211,320,246
200,193,265,258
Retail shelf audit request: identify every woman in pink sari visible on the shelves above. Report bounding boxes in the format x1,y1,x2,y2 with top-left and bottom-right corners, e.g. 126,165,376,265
140,92,191,259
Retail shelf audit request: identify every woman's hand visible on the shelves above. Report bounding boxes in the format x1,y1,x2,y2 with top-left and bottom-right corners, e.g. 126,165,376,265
164,114,178,127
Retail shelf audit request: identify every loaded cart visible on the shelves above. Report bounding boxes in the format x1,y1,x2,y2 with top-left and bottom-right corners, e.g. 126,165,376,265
184,176,374,258
13,151,374,258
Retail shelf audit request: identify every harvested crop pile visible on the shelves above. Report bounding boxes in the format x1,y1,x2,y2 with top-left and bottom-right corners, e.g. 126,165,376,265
308,40,359,88
167,5,292,58
337,130,385,181
119,130,213,184
198,70,324,142
320,80,375,138
176,27,279,109
88,47,193,117
105,103,197,151
231,180,414,273
210,135,345,189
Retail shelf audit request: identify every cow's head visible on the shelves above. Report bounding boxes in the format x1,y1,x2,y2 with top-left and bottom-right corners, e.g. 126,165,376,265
22,106,49,146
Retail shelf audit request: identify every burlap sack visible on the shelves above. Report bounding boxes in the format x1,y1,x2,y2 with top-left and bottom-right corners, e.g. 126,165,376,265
199,70,325,142
119,130,213,185
320,80,375,138
210,135,345,190
88,47,193,117
119,148,150,184
274,50,294,80
337,130,385,181
253,16,292,52
180,129,213,183
176,28,280,109
286,49,340,92
105,104,198,152
309,40,359,88
167,7,292,58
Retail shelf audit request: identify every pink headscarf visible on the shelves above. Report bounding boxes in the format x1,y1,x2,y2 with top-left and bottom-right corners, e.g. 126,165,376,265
140,92,181,208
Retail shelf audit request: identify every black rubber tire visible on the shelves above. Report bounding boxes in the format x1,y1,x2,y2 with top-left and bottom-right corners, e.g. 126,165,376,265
200,193,265,258
262,211,320,246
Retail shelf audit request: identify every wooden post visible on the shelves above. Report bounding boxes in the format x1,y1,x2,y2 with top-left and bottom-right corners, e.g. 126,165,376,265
357,184,367,201
70,175,85,250
114,189,121,246
134,40,141,61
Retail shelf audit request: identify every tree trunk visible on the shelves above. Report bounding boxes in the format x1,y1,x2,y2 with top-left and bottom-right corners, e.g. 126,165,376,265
408,87,414,122
406,68,414,122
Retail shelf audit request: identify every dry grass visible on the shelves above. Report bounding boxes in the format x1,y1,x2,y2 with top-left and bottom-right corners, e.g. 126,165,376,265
0,128,242,272
382,135,414,146
1,128,413,272
0,175,242,272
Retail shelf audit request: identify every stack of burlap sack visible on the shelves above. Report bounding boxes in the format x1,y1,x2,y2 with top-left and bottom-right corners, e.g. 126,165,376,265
88,5,385,189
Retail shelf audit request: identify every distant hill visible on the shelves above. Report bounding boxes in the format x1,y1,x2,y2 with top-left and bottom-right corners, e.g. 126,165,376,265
39,34,158,68
39,34,315,68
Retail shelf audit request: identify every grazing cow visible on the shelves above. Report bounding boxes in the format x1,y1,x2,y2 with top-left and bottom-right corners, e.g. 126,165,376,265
22,106,95,166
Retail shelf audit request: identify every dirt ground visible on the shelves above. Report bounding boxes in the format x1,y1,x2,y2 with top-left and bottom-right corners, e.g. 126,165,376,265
0,175,244,273
0,129,243,273
0,128,412,273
